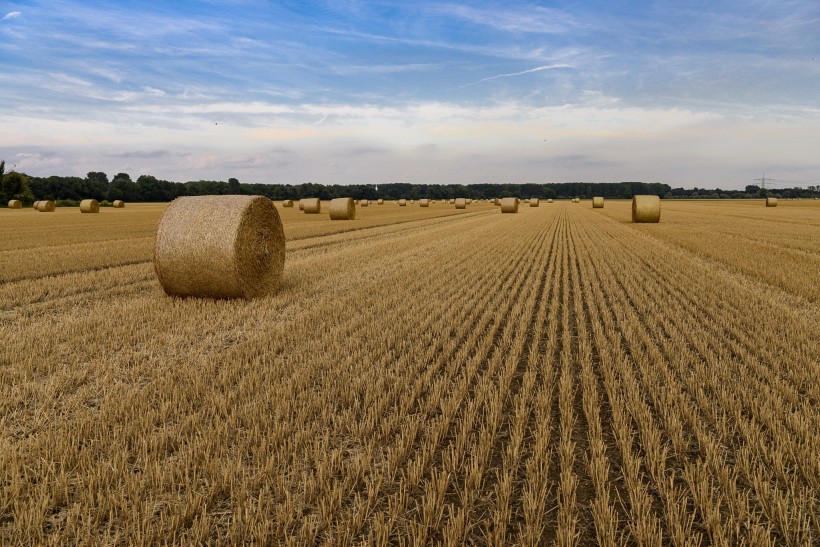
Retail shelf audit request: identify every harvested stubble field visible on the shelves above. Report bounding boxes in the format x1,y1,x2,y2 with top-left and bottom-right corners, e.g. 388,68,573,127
1,199,818,545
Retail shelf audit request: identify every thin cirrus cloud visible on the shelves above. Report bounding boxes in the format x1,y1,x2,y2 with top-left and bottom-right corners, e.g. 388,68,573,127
0,0,819,188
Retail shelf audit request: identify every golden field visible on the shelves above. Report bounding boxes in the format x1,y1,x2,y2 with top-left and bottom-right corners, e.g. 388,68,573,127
1,199,818,544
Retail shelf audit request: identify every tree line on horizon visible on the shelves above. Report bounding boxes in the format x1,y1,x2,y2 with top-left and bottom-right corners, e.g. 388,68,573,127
2,163,818,206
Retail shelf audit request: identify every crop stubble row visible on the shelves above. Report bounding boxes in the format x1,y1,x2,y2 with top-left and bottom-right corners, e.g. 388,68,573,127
0,201,817,544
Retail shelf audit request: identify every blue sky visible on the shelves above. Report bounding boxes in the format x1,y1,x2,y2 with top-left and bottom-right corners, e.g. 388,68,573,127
1,1,819,188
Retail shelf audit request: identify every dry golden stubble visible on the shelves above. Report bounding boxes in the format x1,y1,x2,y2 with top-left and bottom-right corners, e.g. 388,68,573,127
632,195,661,223
301,198,321,214
153,195,285,299
592,197,604,208
79,199,100,213
500,197,519,213
112,200,125,208
8,199,22,208
37,200,55,212
329,198,356,220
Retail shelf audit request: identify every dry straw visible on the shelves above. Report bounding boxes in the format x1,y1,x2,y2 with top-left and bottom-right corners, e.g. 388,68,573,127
282,200,294,207
632,195,661,223
494,198,501,206
592,196,604,208
466,198,472,204
37,200,56,212
548,199,554,203
329,197,356,220
32,200,40,209
112,200,125,208
573,198,580,203
449,199,455,204
8,199,22,209
419,199,430,207
455,198,467,209
154,195,285,299
398,199,407,206
360,199,369,206
301,198,321,214
530,198,540,207
501,197,519,213
766,197,778,207
377,199,384,204
79,199,100,213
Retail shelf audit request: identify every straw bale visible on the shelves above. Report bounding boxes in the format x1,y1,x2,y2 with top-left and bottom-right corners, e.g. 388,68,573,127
548,199,553,203
112,200,125,208
494,198,501,206
8,199,22,209
360,199,369,206
282,200,294,207
466,198,472,204
530,198,540,207
299,200,304,210
377,199,384,204
398,199,407,206
501,197,519,213
632,195,661,223
154,195,285,299
592,197,604,208
455,198,467,209
80,199,100,213
37,200,56,212
449,199,455,204
33,201,40,209
301,198,321,214
765,197,778,207
329,197,356,220
419,199,430,207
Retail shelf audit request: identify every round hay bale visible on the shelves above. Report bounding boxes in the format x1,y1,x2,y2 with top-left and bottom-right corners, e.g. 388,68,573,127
282,200,294,207
112,200,125,208
455,198,467,209
632,195,661,223
301,198,321,214
377,199,384,204
592,197,604,208
466,198,472,204
33,200,40,209
530,198,540,207
572,198,579,203
360,199,369,207
8,199,22,209
765,197,778,207
410,200,415,204
37,200,56,212
80,199,100,213
500,197,519,213
548,199,554,203
494,198,501,206
329,197,356,220
419,199,430,207
154,195,285,299
448,199,455,204
398,199,407,206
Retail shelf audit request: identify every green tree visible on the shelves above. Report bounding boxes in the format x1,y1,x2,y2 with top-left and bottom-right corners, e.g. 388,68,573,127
1,168,35,205
108,172,142,201
228,177,241,193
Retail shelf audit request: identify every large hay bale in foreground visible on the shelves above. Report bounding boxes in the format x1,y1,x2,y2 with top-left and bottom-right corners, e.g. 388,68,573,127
398,199,407,206
112,200,125,208
765,197,778,207
455,198,467,209
329,197,356,220
37,200,55,212
419,199,430,207
592,197,604,208
501,197,519,213
632,195,661,223
377,199,384,204
80,199,100,213
154,195,285,299
8,199,22,209
301,198,321,214
530,198,540,207
282,200,294,207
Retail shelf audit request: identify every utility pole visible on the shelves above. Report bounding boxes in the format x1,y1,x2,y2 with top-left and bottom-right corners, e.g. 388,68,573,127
754,173,768,190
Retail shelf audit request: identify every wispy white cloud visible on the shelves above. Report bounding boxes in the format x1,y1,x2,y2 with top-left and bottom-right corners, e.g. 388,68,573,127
2,11,21,20
466,64,574,86
434,4,581,34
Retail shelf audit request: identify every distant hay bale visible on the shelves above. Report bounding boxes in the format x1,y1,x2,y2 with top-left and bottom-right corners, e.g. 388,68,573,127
449,199,455,204
112,200,125,208
8,199,22,209
572,198,580,203
80,199,100,213
466,198,472,204
455,198,467,209
398,199,407,206
548,199,554,203
37,200,56,212
530,198,540,207
592,197,604,208
410,200,415,204
765,197,778,207
329,197,356,220
632,195,661,223
501,197,519,213
282,200,294,207
360,199,369,206
494,198,501,206
377,199,384,204
33,201,40,209
419,199,430,207
154,195,285,299
301,198,321,214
